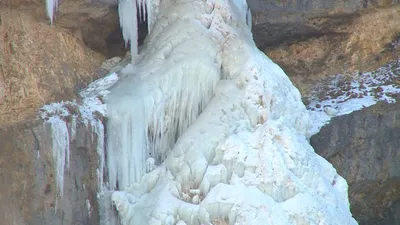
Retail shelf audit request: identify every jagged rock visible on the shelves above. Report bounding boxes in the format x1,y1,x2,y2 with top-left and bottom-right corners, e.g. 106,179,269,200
0,120,101,225
311,101,400,225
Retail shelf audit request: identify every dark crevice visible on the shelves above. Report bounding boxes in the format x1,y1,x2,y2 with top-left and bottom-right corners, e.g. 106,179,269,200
81,6,149,58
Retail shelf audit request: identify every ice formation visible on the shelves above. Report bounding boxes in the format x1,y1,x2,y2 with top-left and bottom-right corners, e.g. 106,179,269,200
40,72,119,207
307,62,400,135
104,0,357,224
119,0,139,58
45,0,58,24
118,0,158,61
42,0,358,223
43,115,70,199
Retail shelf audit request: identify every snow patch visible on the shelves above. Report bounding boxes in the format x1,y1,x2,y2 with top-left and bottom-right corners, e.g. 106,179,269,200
307,61,400,135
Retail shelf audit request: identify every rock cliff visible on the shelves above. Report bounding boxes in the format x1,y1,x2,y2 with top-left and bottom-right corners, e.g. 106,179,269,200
0,120,101,225
0,7,104,126
311,101,400,225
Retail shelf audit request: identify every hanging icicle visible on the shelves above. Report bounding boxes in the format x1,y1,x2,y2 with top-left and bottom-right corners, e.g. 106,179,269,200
118,0,139,60
45,0,155,61
46,0,59,24
118,0,153,62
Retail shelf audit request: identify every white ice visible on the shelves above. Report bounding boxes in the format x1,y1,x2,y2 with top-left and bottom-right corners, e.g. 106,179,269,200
105,0,357,224
45,0,58,24
43,116,70,199
41,0,358,223
307,63,400,135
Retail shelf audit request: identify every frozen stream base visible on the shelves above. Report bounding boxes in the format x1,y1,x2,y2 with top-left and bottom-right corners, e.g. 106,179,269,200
104,0,358,224
41,0,358,224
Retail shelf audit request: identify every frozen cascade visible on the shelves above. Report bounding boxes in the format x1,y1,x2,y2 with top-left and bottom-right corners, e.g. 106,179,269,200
105,0,357,224
106,51,221,190
41,0,358,224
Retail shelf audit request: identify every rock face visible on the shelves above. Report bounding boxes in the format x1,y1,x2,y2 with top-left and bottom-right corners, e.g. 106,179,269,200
0,2,113,224
255,2,400,97
250,0,398,49
0,8,105,126
311,101,400,225
0,120,101,225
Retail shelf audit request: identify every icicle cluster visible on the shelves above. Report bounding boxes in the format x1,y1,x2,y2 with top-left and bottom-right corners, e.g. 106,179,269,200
40,70,116,203
45,0,155,62
118,0,139,58
106,56,221,190
105,0,357,224
42,0,358,223
118,0,156,61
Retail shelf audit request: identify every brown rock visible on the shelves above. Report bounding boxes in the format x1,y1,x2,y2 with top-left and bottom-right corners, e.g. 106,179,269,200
0,8,105,126
265,6,400,98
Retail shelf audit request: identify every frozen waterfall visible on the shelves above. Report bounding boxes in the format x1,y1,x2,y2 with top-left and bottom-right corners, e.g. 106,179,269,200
43,0,358,224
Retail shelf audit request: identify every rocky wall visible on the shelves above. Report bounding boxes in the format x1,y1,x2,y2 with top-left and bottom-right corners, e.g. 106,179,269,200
311,101,400,225
0,120,101,225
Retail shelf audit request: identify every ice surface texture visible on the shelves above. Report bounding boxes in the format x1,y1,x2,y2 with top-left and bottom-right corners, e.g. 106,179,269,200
42,0,357,223
104,0,358,224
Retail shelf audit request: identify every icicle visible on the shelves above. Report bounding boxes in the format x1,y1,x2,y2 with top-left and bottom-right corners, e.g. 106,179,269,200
45,116,70,199
137,0,142,23
232,0,248,23
46,0,59,24
146,0,154,33
86,199,92,218
107,103,147,190
119,0,139,61
92,118,106,192
69,115,77,141
106,56,221,190
142,0,147,24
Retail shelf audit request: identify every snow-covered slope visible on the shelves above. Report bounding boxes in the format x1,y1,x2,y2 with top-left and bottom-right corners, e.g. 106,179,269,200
42,0,357,224
307,61,400,135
